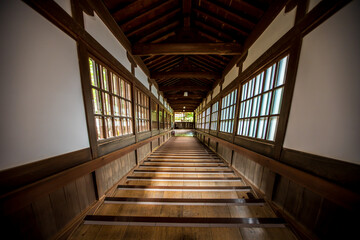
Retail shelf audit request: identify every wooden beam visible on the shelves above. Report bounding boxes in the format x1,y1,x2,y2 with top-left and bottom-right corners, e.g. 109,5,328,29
151,71,221,79
193,8,249,37
183,0,191,28
132,43,242,55
159,85,211,91
165,93,206,98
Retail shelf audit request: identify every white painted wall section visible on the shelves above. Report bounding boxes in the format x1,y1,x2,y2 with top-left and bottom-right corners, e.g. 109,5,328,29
243,7,296,70
206,94,211,104
213,84,220,98
223,65,239,88
151,85,159,98
135,67,149,89
284,1,360,164
84,13,131,72
0,1,89,170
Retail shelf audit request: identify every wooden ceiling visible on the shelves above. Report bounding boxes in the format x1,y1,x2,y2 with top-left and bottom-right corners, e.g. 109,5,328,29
103,0,272,111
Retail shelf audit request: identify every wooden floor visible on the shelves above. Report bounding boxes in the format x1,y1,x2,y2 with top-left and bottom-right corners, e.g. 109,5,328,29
70,137,298,240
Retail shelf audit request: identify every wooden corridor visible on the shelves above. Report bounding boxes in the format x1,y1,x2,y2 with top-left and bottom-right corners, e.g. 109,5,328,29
69,137,298,240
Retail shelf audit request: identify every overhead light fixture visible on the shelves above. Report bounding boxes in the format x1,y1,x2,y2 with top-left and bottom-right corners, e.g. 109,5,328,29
184,91,188,97
183,106,186,109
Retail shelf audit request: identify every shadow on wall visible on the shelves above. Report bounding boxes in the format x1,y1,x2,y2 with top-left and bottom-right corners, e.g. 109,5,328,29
173,129,195,137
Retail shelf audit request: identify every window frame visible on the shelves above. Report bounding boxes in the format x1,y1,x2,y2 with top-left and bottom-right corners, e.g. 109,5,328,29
135,89,150,133
205,107,211,130
151,100,159,130
236,54,289,143
88,56,134,143
219,88,238,133
210,102,219,131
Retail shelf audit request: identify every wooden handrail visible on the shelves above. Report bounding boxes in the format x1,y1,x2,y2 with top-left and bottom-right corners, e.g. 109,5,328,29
0,131,171,215
195,130,360,210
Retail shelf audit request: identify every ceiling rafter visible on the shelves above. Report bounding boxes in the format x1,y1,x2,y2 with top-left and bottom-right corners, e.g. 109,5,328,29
120,0,180,33
194,20,234,42
199,0,257,29
127,8,181,38
193,8,250,38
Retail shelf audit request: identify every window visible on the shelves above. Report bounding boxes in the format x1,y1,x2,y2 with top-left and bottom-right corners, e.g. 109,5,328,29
210,102,219,130
237,55,289,141
201,111,206,129
165,112,171,129
151,100,158,130
136,90,150,133
89,57,133,141
205,107,211,130
175,112,194,122
196,112,201,128
159,107,164,129
220,89,238,133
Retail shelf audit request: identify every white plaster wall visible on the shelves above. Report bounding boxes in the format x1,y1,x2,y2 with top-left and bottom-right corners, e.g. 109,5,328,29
0,1,89,170
284,1,360,164
151,85,159,98
243,7,296,70
223,65,239,88
213,84,220,98
135,67,149,89
84,13,131,72
206,94,211,104
54,0,72,15
159,95,164,104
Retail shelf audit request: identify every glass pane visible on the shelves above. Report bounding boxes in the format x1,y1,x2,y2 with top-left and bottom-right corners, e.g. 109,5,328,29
245,99,252,118
242,119,250,136
120,99,126,116
95,116,104,140
257,117,268,139
101,67,108,91
113,96,120,116
127,101,132,117
264,64,275,91
237,120,243,135
103,93,111,115
89,58,98,87
122,118,128,135
249,118,258,138
271,87,284,115
105,117,113,138
112,74,119,95
252,96,260,117
247,79,254,99
126,83,132,100
120,80,126,98
254,72,264,95
242,83,248,101
267,116,278,141
92,89,102,114
260,92,272,116
275,56,288,87
114,118,121,136
239,102,245,118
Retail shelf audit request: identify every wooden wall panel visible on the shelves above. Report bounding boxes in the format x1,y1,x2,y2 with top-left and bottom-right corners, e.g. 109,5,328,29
217,143,232,163
137,143,151,163
138,131,152,142
1,173,97,240
209,139,216,151
297,188,322,230
95,152,136,196
151,139,159,150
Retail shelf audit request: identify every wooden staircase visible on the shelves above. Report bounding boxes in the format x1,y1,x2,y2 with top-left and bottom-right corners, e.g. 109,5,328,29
69,137,298,239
